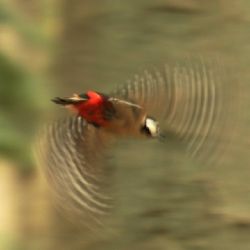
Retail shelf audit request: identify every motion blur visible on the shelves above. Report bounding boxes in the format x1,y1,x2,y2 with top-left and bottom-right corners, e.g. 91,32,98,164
0,1,249,250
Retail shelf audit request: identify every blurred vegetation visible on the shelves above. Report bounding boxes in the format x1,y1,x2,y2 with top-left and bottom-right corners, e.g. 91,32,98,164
0,0,54,170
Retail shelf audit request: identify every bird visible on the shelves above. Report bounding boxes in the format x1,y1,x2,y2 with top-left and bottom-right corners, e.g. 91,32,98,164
51,90,161,138
36,59,237,228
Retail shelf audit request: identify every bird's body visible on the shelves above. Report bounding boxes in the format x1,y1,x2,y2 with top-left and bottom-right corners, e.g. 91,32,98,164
71,91,115,127
53,90,159,138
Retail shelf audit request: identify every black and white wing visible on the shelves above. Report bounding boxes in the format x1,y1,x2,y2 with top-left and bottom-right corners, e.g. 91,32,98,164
113,59,238,162
36,116,113,226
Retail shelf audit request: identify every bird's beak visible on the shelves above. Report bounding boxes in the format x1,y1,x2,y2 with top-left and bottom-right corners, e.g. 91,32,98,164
52,94,88,106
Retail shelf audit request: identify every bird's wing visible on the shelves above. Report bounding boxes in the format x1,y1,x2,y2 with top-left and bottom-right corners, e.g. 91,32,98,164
112,59,238,162
108,97,143,110
36,116,113,227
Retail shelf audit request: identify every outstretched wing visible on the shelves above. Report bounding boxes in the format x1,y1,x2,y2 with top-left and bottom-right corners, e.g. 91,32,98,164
36,116,113,226
112,59,238,162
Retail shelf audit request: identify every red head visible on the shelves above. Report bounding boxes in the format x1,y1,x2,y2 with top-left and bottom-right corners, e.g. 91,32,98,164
52,91,114,127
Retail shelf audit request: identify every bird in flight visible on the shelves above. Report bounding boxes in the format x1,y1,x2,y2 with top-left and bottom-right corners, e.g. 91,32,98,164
36,59,236,227
52,90,161,138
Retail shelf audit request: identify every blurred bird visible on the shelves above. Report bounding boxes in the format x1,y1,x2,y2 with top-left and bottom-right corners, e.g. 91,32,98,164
36,59,236,227
52,90,161,138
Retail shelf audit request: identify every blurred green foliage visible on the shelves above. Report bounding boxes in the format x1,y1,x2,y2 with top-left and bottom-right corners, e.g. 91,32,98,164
0,2,51,170
0,2,49,46
0,53,37,169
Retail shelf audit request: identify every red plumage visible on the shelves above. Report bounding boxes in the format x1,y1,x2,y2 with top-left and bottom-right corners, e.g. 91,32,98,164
74,91,115,127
